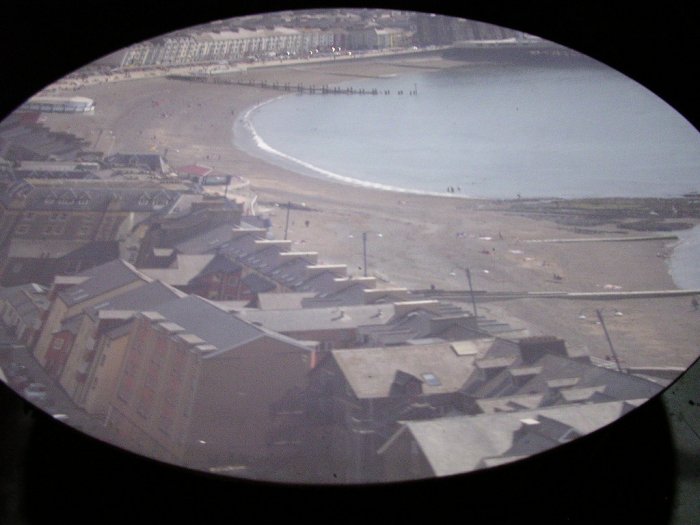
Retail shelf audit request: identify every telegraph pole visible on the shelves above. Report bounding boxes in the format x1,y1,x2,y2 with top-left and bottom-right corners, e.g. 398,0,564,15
465,268,479,329
284,201,291,240
362,231,368,277
596,309,624,373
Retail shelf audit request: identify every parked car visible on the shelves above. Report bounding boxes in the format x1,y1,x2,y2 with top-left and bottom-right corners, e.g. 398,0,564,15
23,382,51,405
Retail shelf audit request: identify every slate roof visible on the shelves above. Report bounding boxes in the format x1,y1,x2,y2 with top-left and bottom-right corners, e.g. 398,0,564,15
219,232,267,258
0,283,49,326
466,353,663,401
358,309,439,346
145,295,309,358
139,254,215,285
240,272,276,293
140,254,242,286
174,224,238,254
266,257,313,287
302,281,369,307
294,271,341,294
240,245,285,271
385,400,644,477
1,241,120,287
84,280,185,320
57,259,150,306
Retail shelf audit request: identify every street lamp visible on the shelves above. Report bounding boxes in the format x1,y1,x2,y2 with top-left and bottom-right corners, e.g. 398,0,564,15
578,307,625,373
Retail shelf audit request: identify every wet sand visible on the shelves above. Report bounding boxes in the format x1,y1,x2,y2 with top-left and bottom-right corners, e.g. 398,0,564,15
44,54,700,371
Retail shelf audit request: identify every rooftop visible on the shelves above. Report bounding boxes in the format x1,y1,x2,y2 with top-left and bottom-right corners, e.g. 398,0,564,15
57,259,150,307
238,303,395,333
330,340,487,399
386,400,644,477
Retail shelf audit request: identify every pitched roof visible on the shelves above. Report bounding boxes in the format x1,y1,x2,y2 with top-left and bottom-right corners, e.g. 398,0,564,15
57,259,150,306
466,352,663,401
174,224,238,254
240,272,276,293
145,295,310,358
0,283,49,325
139,254,216,285
85,280,185,319
149,295,260,352
388,400,643,477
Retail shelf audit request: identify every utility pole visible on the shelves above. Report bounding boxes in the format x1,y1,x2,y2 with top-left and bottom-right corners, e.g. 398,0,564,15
362,231,368,277
465,268,479,329
284,201,291,240
596,309,624,373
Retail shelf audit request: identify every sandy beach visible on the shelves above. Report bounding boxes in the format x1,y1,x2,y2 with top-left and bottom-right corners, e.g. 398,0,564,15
43,53,700,372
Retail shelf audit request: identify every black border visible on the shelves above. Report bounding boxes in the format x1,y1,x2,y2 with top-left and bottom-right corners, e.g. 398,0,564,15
2,3,697,523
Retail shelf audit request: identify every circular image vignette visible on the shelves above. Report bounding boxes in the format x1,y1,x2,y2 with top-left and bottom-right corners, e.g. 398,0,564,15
0,5,698,498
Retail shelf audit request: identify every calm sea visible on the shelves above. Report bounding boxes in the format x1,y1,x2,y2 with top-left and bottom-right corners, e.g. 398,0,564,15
233,60,700,286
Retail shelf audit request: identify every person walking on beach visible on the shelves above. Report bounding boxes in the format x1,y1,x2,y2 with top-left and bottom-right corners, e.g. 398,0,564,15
692,297,699,311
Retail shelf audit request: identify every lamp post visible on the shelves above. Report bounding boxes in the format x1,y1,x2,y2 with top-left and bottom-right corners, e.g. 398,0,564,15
578,307,625,373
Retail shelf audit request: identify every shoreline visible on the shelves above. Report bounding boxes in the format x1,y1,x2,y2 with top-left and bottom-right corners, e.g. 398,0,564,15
40,53,700,371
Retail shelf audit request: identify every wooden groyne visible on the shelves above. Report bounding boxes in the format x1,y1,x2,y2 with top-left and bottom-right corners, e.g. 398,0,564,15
166,74,417,96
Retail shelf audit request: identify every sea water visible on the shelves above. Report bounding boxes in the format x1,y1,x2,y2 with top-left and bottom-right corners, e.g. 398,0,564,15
233,61,700,285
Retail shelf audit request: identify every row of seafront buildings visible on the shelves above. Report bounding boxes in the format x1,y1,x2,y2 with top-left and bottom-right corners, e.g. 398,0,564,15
116,26,413,69
106,11,526,70
0,168,665,482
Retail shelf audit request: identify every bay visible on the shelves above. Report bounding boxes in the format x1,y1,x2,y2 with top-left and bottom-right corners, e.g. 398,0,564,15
237,63,700,199
233,61,700,287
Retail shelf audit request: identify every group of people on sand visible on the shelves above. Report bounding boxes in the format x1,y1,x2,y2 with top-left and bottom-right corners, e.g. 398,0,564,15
446,186,461,193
